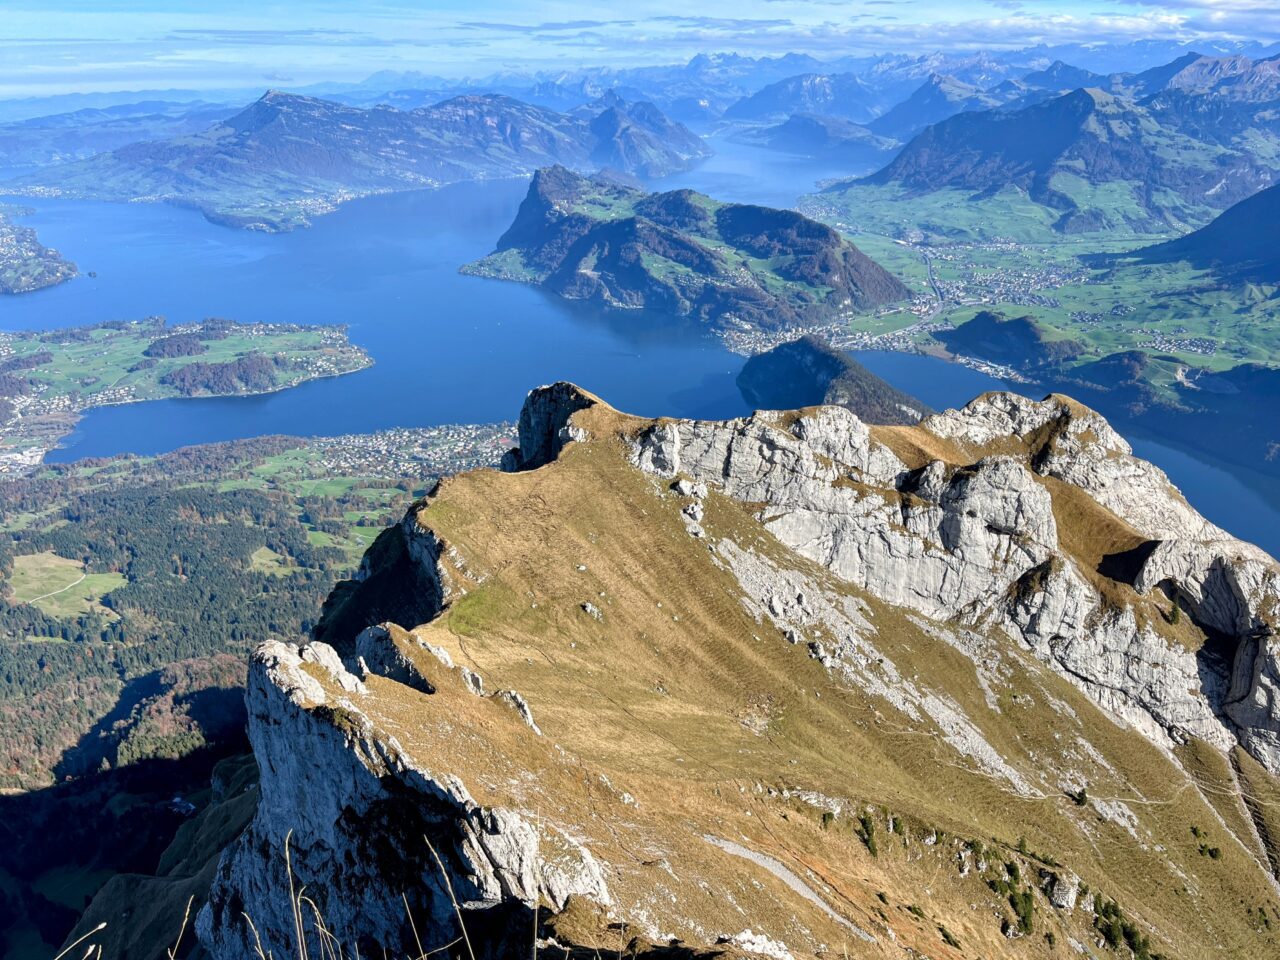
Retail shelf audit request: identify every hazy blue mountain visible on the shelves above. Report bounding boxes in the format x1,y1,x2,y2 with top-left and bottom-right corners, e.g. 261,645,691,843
724,73,881,123
0,88,254,124
573,93,711,177
857,51,1026,104
337,53,841,125
6,91,710,231
1021,60,1107,91
865,74,1008,141
1020,38,1279,74
0,101,237,167
740,113,898,168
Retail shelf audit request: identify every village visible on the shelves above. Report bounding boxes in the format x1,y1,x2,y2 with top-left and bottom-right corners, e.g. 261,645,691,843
301,422,516,478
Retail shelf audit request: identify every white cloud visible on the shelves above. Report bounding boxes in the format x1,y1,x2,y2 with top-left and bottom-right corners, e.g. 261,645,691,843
0,1,1277,96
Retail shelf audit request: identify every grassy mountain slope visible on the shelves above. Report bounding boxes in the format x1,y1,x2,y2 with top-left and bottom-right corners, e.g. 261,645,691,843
825,87,1273,240
152,384,1280,960
1135,181,1280,283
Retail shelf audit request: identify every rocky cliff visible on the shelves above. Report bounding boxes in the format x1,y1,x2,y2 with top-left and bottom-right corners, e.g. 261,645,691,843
186,384,1280,960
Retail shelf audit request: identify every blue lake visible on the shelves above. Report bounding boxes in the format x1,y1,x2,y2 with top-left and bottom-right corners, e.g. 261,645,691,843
2,136,1278,555
0,182,751,445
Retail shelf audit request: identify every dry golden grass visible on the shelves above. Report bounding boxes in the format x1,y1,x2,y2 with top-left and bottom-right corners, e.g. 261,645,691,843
70,393,1280,960
299,408,1280,959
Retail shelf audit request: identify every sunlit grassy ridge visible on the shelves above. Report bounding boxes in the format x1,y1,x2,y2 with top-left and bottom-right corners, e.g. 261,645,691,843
260,396,1280,958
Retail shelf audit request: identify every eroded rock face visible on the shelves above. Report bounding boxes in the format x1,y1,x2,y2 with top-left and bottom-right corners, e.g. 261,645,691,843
923,392,1237,544
197,637,610,960
198,382,1280,960
502,380,599,472
630,407,1058,622
618,388,1280,771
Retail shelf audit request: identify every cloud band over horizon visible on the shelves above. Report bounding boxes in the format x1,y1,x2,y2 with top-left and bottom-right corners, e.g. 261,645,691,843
1,1,1278,98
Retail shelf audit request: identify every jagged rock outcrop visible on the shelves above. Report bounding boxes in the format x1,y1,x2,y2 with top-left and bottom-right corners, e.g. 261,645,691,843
624,387,1280,770
197,634,610,960
502,380,597,471
632,407,1055,621
196,382,1280,960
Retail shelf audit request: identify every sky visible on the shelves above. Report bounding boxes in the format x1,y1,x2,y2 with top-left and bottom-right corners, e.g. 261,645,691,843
2,1,1280,98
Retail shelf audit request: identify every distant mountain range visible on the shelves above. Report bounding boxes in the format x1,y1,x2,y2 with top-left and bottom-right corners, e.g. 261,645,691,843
6,47,1279,187
864,73,1012,141
726,50,1280,186
464,166,908,332
2,40,1275,126
0,101,236,168
848,86,1274,234
723,73,882,124
4,91,711,231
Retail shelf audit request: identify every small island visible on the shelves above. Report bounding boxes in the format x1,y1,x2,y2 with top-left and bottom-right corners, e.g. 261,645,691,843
0,317,372,473
464,166,909,347
0,205,77,294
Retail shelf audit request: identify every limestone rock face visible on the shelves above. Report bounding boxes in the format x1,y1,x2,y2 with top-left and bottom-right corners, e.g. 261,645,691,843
502,380,599,472
629,405,1056,624
197,637,610,960
619,388,1280,770
194,382,1280,960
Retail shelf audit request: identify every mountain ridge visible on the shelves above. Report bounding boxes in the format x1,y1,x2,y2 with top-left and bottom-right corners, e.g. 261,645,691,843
113,381,1280,960
5,90,711,231
1134,181,1280,283
847,86,1274,233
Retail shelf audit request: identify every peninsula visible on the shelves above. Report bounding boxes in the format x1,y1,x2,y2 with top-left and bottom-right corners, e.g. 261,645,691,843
0,317,371,473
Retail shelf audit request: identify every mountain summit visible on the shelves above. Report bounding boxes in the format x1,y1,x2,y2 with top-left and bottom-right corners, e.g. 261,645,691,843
853,86,1272,233
70,382,1280,960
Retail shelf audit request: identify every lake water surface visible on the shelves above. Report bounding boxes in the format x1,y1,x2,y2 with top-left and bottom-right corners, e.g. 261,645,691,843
2,137,1277,554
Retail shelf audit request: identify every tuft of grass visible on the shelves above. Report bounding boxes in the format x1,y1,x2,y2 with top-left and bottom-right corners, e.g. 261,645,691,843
938,924,961,948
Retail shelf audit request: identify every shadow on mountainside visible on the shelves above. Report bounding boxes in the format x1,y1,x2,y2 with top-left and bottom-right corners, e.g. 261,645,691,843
0,744,247,959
